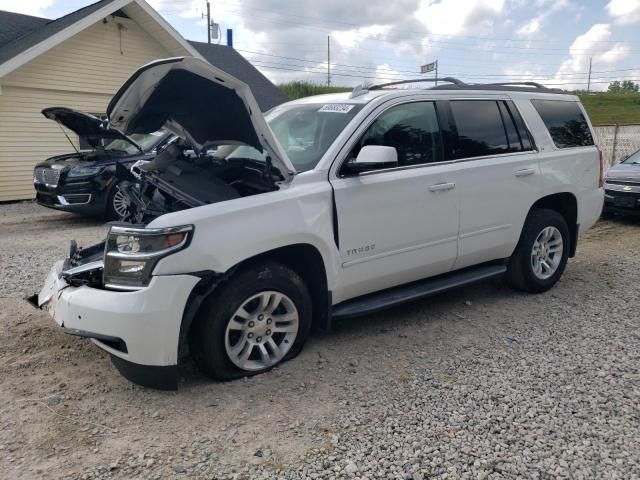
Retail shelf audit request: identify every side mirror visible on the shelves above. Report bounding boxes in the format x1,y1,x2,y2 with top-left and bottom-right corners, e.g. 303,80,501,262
347,145,398,173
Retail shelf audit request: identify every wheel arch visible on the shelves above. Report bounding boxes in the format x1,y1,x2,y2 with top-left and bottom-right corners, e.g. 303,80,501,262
528,192,578,257
178,243,331,360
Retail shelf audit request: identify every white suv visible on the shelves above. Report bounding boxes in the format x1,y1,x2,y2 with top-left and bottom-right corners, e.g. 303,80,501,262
36,57,604,389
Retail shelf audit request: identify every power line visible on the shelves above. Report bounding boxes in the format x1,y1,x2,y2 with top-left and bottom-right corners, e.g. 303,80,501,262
249,60,640,86
238,48,640,78
153,6,640,84
159,6,640,56
217,8,640,55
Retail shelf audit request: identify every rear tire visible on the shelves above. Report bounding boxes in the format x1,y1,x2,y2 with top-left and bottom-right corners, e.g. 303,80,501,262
507,208,570,293
189,261,312,381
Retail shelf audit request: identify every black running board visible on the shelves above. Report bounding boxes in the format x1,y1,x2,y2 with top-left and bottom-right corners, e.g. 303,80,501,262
332,263,507,320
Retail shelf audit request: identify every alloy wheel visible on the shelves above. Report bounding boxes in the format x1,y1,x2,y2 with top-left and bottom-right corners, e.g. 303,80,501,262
112,185,130,219
224,291,299,371
530,226,563,280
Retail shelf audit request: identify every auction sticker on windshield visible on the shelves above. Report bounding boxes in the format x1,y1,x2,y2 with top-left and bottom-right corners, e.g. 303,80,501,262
318,104,355,113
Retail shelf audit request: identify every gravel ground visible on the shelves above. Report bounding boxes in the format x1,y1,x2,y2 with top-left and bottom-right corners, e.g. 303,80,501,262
0,201,639,480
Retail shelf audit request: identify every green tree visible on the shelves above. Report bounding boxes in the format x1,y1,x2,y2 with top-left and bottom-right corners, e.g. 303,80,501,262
608,80,639,93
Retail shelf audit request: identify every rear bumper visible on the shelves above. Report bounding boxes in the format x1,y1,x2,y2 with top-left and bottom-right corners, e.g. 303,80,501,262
38,261,200,389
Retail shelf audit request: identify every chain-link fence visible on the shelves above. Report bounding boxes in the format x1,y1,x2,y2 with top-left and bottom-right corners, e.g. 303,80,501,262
593,125,640,168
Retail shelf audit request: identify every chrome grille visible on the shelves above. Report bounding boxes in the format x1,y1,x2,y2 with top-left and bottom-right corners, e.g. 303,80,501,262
34,167,61,187
606,179,640,187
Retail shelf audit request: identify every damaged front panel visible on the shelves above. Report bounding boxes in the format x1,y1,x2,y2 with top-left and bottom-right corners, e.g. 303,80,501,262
115,141,281,223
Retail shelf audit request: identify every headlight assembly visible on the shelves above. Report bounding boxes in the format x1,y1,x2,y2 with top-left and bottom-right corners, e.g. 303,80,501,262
67,165,104,178
103,225,193,289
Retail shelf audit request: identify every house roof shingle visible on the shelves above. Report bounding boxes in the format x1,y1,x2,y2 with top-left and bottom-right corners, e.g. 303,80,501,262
0,0,118,66
189,41,287,111
0,11,50,49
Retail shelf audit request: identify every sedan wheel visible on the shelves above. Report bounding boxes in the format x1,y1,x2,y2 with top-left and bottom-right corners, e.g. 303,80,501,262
111,185,130,219
225,291,299,371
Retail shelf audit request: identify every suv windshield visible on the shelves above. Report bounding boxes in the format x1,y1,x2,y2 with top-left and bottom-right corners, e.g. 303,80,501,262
622,150,640,165
104,131,166,154
265,103,364,171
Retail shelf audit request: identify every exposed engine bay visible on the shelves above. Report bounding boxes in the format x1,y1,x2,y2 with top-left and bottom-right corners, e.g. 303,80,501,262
115,140,282,223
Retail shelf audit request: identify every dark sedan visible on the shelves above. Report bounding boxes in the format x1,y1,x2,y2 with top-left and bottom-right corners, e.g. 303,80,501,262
34,107,174,220
603,148,640,216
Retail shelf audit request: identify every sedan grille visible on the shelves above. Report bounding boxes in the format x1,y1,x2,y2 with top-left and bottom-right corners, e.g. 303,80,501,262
606,179,639,187
34,167,61,187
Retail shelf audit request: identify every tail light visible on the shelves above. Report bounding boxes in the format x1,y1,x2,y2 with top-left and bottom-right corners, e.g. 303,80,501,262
598,147,604,188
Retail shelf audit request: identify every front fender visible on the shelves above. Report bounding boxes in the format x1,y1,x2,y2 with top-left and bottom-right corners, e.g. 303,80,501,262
150,181,340,290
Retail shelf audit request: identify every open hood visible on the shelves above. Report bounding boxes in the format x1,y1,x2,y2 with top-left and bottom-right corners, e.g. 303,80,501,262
106,57,296,180
42,107,143,153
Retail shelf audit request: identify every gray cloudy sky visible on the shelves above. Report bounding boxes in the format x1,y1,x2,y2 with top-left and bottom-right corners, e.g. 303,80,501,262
2,0,640,90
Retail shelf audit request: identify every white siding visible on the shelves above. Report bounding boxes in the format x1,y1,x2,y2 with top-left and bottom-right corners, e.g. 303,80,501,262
0,15,178,201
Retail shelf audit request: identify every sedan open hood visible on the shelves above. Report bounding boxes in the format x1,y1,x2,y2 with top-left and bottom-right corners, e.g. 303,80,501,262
106,57,295,180
42,107,143,153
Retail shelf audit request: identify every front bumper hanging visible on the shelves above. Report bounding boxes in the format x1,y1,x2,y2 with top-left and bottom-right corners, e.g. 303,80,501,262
33,243,200,390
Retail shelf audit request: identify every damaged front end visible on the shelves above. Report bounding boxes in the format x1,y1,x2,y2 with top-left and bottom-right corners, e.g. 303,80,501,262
105,56,296,223
114,141,282,223
62,240,105,288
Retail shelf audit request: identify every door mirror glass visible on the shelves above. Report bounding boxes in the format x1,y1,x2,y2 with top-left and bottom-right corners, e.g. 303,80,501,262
348,145,398,173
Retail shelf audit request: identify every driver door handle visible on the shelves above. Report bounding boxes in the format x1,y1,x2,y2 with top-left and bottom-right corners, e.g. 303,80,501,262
515,168,536,178
428,182,456,192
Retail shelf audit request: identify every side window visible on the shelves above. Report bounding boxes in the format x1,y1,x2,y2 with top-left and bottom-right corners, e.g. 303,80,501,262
531,99,594,148
449,100,511,159
353,101,443,167
503,100,533,151
498,100,533,152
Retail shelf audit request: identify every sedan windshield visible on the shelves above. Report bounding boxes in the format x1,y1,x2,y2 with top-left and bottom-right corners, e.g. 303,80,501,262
104,131,166,154
265,103,364,171
622,150,640,164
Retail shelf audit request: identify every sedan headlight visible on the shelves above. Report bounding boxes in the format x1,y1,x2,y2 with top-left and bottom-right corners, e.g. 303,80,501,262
103,225,193,289
67,165,104,178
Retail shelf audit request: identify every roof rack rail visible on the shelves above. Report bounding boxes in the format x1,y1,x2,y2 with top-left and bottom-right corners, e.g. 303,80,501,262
481,81,547,89
350,77,465,98
430,81,564,93
349,78,565,98
370,77,465,90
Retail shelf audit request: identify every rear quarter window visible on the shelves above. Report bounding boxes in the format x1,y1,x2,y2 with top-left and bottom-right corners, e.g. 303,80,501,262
531,100,594,149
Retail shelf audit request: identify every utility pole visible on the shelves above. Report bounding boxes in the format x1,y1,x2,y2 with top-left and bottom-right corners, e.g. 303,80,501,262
327,36,331,87
586,57,592,93
206,1,211,44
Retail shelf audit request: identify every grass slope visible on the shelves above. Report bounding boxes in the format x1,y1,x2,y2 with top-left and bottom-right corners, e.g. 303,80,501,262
579,93,640,125
279,81,351,100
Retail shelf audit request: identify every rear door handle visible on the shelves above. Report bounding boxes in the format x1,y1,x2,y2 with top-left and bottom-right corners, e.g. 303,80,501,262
428,182,456,192
515,168,536,178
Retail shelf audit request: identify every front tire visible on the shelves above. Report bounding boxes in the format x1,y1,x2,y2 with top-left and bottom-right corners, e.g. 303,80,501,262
507,208,570,293
189,261,312,381
105,183,130,221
